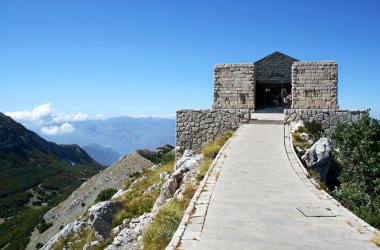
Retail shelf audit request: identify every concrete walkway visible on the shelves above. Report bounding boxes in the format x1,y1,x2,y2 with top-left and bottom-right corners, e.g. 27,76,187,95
192,124,378,250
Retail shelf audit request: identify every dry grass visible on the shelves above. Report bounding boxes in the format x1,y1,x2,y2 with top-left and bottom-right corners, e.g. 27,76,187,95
196,160,212,182
201,131,234,159
112,160,174,227
357,226,365,234
370,235,380,246
51,226,95,250
142,184,196,250
346,220,353,226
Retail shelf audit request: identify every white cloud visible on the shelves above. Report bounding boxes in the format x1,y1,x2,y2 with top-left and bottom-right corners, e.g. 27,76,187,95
130,113,176,119
41,123,75,135
52,113,89,123
5,103,55,124
5,103,89,125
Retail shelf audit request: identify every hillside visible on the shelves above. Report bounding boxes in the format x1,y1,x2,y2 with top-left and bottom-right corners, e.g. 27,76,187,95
83,143,121,166
0,113,103,250
27,151,154,249
39,116,175,155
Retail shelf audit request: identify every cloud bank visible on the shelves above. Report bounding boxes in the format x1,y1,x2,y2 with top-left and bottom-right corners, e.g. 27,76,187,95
4,103,88,125
41,123,75,135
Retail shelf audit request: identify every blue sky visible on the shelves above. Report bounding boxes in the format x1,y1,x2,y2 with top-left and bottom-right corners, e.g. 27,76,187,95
1,0,380,118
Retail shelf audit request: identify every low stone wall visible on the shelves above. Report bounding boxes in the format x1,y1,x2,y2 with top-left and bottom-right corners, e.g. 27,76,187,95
176,109,250,152
284,109,367,135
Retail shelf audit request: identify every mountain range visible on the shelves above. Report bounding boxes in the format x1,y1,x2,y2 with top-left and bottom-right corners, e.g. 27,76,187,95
0,112,102,249
83,143,121,166
37,116,175,155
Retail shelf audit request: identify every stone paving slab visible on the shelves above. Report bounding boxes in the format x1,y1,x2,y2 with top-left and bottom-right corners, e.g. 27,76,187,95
186,124,379,249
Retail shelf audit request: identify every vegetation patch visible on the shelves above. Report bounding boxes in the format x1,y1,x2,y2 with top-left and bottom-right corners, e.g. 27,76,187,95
51,226,95,250
112,160,174,227
331,114,380,229
196,160,212,181
142,184,196,250
95,188,118,202
201,131,234,159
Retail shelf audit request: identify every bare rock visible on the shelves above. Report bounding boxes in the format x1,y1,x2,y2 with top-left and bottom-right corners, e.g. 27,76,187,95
301,137,332,182
289,120,305,133
299,132,310,141
40,220,88,250
105,213,153,250
88,201,124,241
153,150,202,211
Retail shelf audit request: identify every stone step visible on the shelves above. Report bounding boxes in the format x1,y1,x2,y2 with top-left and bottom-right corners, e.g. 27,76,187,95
249,119,284,124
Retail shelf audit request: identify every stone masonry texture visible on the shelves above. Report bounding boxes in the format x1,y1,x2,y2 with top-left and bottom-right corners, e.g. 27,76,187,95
284,109,367,135
255,51,298,84
176,109,250,152
291,61,338,109
212,64,256,109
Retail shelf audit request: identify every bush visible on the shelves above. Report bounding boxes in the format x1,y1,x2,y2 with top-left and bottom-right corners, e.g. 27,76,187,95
160,153,175,165
95,188,118,202
36,242,43,249
304,121,323,140
38,220,52,233
332,114,380,228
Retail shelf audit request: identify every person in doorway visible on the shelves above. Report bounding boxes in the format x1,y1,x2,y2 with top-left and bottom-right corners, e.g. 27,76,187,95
280,88,287,107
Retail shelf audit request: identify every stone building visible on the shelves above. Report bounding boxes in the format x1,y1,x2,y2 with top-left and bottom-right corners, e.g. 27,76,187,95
176,52,364,153
213,51,338,110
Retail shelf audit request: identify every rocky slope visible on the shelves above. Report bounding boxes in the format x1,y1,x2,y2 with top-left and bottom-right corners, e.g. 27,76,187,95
35,149,203,250
27,151,153,249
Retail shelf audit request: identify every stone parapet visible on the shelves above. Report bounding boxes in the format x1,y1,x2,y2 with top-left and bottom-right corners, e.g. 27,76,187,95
176,109,250,152
284,109,367,135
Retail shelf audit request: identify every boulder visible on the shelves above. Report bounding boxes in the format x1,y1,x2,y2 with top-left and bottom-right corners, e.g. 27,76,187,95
105,213,153,250
152,150,202,211
301,137,332,182
299,132,310,141
88,201,124,241
289,120,305,133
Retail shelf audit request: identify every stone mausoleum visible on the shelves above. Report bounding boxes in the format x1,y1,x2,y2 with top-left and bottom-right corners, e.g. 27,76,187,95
213,51,338,110
176,52,364,153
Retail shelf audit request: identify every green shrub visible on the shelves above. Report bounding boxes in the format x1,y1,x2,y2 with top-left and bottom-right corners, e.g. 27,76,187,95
36,242,43,249
95,188,118,202
160,153,175,165
38,220,52,233
304,121,323,140
332,113,380,228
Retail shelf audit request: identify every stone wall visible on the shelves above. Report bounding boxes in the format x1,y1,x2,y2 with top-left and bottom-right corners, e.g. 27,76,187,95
291,61,338,109
212,63,256,109
284,109,367,135
176,109,250,152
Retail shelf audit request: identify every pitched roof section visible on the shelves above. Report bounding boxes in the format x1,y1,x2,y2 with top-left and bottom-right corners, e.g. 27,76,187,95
254,51,299,84
254,51,298,64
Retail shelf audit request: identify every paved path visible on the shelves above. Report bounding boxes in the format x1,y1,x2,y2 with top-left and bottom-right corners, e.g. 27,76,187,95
192,124,377,250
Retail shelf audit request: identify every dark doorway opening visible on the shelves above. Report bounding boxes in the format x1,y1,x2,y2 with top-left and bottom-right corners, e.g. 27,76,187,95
256,83,291,108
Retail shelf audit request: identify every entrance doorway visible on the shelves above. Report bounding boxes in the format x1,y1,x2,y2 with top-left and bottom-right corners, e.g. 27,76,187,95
256,83,291,109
